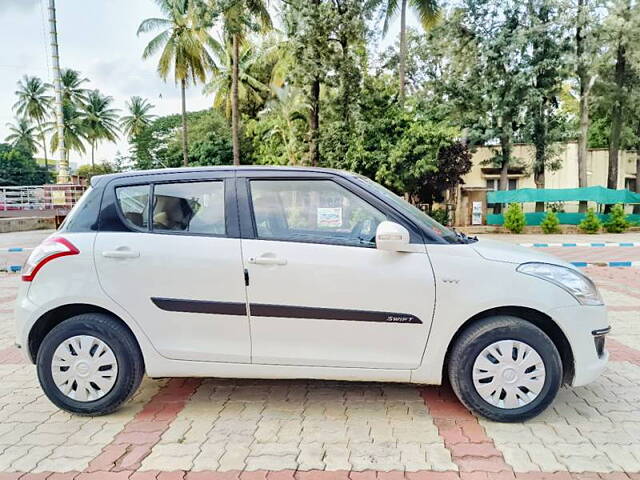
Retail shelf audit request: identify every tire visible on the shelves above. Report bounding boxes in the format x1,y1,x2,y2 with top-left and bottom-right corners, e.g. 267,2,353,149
36,313,144,416
448,316,562,422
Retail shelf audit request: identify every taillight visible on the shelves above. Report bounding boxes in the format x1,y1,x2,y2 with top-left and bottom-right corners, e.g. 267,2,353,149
21,237,79,282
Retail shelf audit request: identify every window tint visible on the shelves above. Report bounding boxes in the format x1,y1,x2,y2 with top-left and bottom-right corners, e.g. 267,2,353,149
116,185,149,230
250,180,386,247
152,181,225,235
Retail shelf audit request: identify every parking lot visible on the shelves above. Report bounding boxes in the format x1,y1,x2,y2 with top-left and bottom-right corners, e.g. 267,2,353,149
0,230,639,479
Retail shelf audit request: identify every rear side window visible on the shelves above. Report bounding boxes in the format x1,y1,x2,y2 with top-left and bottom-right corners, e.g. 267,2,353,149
152,181,225,235
116,185,149,230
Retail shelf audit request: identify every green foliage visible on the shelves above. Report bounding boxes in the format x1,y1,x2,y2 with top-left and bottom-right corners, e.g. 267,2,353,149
504,203,526,233
604,204,631,233
0,144,51,186
131,109,232,169
579,208,602,233
540,210,561,234
77,162,117,180
429,208,449,226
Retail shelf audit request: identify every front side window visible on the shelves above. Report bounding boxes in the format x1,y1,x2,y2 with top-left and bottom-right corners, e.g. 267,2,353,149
250,179,386,247
116,185,149,230
152,181,225,235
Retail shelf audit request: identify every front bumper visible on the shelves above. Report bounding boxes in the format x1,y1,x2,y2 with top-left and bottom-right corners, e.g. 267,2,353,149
550,304,609,387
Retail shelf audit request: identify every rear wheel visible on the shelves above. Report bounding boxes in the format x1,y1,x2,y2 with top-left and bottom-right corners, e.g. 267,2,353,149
36,313,144,415
448,316,562,422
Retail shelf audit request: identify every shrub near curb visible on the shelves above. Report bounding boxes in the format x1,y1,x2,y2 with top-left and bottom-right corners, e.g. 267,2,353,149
540,210,561,234
504,203,526,233
578,208,602,234
604,204,630,233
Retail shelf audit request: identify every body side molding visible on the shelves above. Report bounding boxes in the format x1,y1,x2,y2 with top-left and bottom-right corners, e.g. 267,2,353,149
151,297,422,324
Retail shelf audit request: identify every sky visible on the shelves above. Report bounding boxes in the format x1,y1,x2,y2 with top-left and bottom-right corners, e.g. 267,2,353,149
0,0,416,167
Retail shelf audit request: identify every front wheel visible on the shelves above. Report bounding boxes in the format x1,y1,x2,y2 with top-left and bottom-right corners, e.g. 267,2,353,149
36,313,144,415
448,316,562,422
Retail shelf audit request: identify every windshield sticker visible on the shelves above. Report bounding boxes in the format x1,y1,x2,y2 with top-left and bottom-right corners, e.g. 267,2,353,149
317,207,342,228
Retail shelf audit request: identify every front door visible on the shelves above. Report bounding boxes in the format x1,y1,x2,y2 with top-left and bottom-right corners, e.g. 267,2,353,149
240,176,435,369
94,172,251,363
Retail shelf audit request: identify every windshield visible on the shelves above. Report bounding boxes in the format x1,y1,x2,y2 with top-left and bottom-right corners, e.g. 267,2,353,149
353,175,459,244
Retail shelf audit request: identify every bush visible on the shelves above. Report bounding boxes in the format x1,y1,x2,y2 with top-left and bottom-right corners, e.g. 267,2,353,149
504,203,526,233
540,210,561,234
578,208,602,234
430,208,450,226
604,204,630,233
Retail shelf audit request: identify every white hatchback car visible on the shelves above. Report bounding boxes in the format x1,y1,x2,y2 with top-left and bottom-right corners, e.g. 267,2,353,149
15,167,609,422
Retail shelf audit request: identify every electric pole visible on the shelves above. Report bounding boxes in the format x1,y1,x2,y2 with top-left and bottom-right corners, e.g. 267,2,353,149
48,0,69,184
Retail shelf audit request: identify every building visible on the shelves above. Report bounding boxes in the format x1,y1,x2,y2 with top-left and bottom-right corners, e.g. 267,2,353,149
453,142,640,226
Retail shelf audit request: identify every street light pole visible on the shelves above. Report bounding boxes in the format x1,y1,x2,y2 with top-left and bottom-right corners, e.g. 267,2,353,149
48,0,69,184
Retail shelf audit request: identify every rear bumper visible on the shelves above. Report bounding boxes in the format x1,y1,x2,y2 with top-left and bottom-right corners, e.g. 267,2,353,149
13,283,36,364
550,304,609,387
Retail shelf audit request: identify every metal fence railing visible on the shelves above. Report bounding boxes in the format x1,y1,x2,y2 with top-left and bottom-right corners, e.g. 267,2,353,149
0,185,86,212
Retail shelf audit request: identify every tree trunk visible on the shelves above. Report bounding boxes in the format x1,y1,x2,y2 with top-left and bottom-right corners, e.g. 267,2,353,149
38,119,48,172
398,0,408,105
608,39,626,197
496,115,512,214
91,140,95,167
181,79,189,167
309,78,320,167
231,34,241,166
533,99,547,213
576,0,589,213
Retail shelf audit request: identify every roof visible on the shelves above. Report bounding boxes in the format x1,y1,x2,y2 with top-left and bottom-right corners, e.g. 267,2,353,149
91,165,352,187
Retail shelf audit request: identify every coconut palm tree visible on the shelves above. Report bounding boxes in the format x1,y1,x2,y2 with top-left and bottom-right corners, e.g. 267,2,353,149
82,90,120,166
138,0,216,166
381,0,439,104
204,38,271,118
258,85,310,165
49,102,88,165
121,96,156,140
13,75,52,168
5,118,40,154
60,69,89,106
216,0,273,165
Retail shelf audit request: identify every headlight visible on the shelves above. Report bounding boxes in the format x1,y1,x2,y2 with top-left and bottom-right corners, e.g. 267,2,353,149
517,262,603,306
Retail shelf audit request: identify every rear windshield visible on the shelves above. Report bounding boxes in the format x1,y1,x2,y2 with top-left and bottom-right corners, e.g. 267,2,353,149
353,175,459,244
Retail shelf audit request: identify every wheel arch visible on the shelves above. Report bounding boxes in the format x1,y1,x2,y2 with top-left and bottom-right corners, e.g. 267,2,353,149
443,306,575,385
27,303,143,366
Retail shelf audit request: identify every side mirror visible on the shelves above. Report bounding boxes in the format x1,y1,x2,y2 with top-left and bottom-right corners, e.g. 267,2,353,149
375,221,411,252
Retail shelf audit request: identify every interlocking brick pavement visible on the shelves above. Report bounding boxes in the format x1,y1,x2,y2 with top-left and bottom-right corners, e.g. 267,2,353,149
0,230,639,479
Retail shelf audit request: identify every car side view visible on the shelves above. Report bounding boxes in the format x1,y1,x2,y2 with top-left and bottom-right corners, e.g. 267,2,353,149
14,166,609,422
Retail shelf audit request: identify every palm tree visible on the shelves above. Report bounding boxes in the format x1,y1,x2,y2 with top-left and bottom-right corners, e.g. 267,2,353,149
13,75,52,168
204,38,271,118
381,0,439,104
121,96,156,140
138,0,216,166
60,69,89,106
82,90,120,166
5,118,40,154
49,102,88,165
216,0,273,165
259,85,310,165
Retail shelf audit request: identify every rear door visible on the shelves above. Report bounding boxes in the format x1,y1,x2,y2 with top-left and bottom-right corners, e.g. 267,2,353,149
94,171,251,363
238,172,436,369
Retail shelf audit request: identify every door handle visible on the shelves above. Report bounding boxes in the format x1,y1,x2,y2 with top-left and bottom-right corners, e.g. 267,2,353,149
248,254,287,266
102,248,140,259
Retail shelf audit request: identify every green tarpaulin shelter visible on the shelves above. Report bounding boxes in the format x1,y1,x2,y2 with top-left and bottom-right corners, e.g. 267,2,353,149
487,186,640,204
